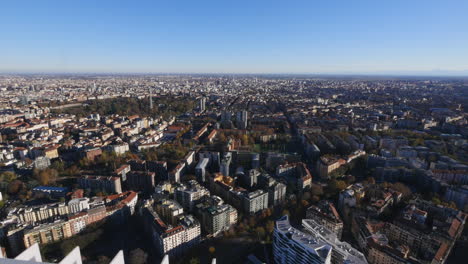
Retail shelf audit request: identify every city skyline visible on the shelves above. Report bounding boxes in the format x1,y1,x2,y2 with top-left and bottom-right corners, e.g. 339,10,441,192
1,0,468,75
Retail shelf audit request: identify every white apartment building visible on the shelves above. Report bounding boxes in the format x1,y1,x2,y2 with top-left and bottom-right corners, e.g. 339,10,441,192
273,215,332,264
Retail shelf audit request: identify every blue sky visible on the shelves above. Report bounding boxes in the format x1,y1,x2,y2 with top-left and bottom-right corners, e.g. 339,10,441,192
1,0,467,74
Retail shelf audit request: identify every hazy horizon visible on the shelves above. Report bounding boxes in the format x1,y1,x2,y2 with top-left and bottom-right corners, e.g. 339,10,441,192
1,70,467,78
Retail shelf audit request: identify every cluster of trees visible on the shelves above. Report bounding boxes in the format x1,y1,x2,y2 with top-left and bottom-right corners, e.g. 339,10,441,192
218,131,293,149
151,142,189,167
431,194,458,210
228,207,277,243
128,248,148,264
79,151,138,173
0,172,32,202
51,160,81,177
33,168,58,185
217,131,251,145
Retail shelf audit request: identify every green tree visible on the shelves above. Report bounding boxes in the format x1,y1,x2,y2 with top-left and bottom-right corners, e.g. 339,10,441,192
51,161,65,174
310,184,324,197
189,257,200,264
255,226,266,239
0,171,16,183
366,177,376,185
97,255,111,264
391,182,412,198
7,180,24,195
33,168,58,185
266,220,275,234
128,248,148,264
241,134,250,146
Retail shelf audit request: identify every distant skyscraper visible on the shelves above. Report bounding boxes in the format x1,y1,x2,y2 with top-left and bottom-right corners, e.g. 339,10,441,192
236,110,248,129
220,152,232,177
149,87,153,110
19,95,29,105
199,97,206,112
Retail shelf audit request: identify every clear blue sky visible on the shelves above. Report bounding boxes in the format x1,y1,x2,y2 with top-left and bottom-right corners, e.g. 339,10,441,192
1,0,467,74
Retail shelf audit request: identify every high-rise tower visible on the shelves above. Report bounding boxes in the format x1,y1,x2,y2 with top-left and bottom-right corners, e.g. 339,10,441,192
199,97,206,112
149,87,153,110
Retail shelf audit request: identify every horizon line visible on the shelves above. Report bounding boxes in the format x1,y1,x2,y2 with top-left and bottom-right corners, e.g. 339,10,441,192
1,70,468,78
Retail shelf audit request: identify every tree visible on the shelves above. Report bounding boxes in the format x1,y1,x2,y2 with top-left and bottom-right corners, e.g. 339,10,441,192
128,248,148,264
79,158,90,168
208,246,216,255
391,182,412,198
218,132,227,143
255,226,266,239
189,257,200,264
448,201,458,210
7,180,24,195
329,179,347,193
228,226,236,237
412,138,425,146
345,175,356,184
366,177,376,185
97,255,111,264
33,168,58,185
266,220,275,234
51,161,65,174
264,208,272,217
302,191,311,201
237,222,247,233
66,165,80,176
310,184,324,197
311,195,320,203
0,171,16,183
241,134,249,146
431,196,442,205
142,149,158,161
248,216,256,228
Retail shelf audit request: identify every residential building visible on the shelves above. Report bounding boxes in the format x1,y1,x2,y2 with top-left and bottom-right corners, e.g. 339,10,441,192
242,190,268,215
195,158,209,183
174,180,210,212
306,201,344,239
141,202,201,258
78,176,122,194
195,196,237,235
276,162,312,191
125,171,155,192
68,198,90,214
273,215,332,264
302,219,367,264
258,174,286,206
23,220,73,248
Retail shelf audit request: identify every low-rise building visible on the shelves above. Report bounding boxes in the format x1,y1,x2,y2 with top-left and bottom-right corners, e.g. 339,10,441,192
306,201,344,239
